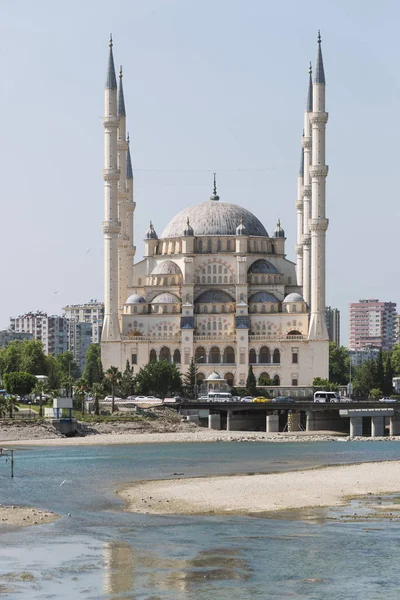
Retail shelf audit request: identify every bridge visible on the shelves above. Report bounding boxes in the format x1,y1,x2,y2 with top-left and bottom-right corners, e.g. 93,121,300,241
179,401,400,438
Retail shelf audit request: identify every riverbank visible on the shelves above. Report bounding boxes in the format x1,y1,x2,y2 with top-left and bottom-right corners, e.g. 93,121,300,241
0,505,58,528
119,461,400,516
3,428,400,447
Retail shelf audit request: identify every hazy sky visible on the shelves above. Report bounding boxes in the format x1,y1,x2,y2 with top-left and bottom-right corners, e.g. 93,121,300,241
1,0,399,345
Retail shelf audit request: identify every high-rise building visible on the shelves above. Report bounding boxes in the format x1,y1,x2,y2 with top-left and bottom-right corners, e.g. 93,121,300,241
349,299,397,351
10,312,68,356
67,320,93,373
63,300,104,344
100,33,330,388
0,329,34,348
325,307,340,345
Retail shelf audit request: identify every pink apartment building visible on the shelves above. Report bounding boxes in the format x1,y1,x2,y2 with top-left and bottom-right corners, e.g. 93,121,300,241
349,299,397,351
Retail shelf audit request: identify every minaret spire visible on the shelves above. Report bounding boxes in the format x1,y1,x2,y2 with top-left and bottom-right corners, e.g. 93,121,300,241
126,134,133,180
118,65,126,117
306,62,313,112
308,30,329,342
105,34,117,89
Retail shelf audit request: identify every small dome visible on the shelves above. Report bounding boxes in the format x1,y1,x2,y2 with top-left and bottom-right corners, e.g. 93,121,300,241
249,292,279,303
151,293,181,304
236,217,247,236
274,219,285,238
183,218,194,237
126,294,146,304
145,221,158,240
283,293,304,303
196,290,235,304
151,260,182,276
207,371,223,380
248,259,279,275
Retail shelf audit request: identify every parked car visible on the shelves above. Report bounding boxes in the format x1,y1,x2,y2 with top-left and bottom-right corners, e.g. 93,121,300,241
104,396,122,402
253,397,271,403
272,396,296,403
379,397,397,403
164,396,183,403
241,396,254,403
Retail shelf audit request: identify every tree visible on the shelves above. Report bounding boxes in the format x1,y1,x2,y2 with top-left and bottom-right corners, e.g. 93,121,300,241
312,377,339,391
74,378,88,414
56,351,80,380
391,344,400,376
375,349,385,392
61,375,75,398
246,365,257,396
20,340,48,376
104,366,122,412
329,343,350,385
45,355,61,390
83,344,103,387
4,395,19,418
370,388,382,399
91,382,104,416
353,359,377,397
3,372,37,397
135,361,182,400
182,357,198,399
258,374,271,386
0,341,23,375
383,354,394,396
119,360,135,398
33,379,48,417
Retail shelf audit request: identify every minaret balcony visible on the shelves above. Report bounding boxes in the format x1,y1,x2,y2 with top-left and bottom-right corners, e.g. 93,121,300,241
102,168,121,181
102,221,121,234
309,165,328,178
301,184,311,198
102,116,119,127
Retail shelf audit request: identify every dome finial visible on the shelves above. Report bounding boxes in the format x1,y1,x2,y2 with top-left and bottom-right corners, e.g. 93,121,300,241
274,218,285,238
210,172,220,201
183,216,194,236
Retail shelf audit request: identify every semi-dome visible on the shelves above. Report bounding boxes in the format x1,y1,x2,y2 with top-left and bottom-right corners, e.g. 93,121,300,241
151,293,181,304
151,260,182,276
283,293,304,303
195,290,235,304
248,259,279,274
126,294,146,304
160,201,268,238
206,371,223,381
249,292,279,303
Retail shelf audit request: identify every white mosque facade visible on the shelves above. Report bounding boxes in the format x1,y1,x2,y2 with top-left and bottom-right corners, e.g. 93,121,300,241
101,34,330,390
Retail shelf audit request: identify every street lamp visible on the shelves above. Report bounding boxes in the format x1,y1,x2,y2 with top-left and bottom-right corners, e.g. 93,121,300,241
194,355,205,399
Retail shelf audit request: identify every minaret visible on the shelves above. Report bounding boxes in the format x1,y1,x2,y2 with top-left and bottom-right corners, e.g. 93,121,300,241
101,35,121,343
295,145,304,286
302,63,313,305
126,135,136,288
308,32,329,340
117,65,129,310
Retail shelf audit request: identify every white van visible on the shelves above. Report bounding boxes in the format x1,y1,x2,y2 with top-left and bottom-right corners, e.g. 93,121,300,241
208,392,233,403
314,391,340,403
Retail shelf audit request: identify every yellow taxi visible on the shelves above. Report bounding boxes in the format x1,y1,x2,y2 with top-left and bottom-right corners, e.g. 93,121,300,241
252,396,272,403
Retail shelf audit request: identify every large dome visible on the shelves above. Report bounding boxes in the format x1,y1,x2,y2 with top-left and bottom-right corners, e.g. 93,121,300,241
160,201,268,238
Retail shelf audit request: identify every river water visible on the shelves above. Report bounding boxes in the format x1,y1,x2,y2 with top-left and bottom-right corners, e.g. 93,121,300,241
0,440,400,599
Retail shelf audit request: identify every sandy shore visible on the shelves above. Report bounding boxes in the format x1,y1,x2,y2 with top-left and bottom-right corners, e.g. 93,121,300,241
119,461,400,516
0,505,58,528
0,429,357,447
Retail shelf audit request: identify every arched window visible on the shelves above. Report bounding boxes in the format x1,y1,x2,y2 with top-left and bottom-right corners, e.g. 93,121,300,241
202,276,206,283
213,321,217,330
213,276,217,283
218,322,222,330
171,277,175,285
195,347,206,363
197,372,205,384
292,305,297,313
229,276,233,283
186,293,190,302
163,305,168,313
252,305,257,314
149,349,157,362
273,374,280,385
212,305,217,313
224,276,227,283
223,346,235,364
207,276,211,283
204,305,208,314
227,240,231,251
222,305,226,313
209,347,221,363
173,349,181,364
198,240,203,252
207,322,211,331
259,372,270,385
273,349,280,364
213,265,217,274
207,239,212,252
259,346,271,363
249,349,257,364
133,306,137,313
218,265,222,274
196,276,200,284
287,330,302,337
262,305,266,313
217,240,221,251
159,347,171,362
207,265,211,274
224,372,234,387
172,306,177,313
271,244,275,254
240,293,244,303
154,305,159,313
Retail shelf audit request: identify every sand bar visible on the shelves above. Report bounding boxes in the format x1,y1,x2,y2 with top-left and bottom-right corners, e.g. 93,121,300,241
119,461,400,515
0,505,58,528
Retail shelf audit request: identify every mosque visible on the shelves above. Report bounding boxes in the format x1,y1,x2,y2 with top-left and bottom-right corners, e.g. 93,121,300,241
100,34,329,391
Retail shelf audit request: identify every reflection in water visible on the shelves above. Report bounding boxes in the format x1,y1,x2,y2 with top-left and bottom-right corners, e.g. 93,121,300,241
103,542,134,596
103,542,252,596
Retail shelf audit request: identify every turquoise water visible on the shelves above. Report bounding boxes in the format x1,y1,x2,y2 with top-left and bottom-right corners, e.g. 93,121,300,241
0,441,400,599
